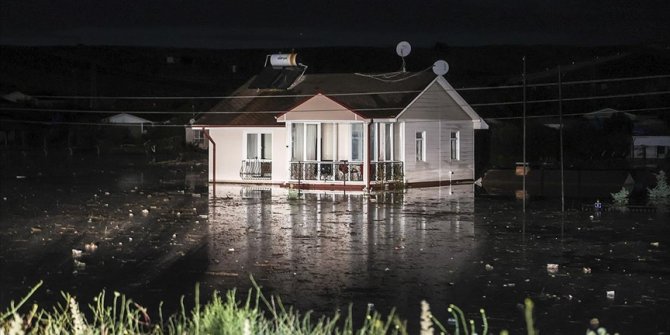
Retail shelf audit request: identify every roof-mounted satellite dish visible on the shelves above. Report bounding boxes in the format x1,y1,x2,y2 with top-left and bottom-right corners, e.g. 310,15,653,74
433,60,449,76
396,41,412,57
396,41,412,72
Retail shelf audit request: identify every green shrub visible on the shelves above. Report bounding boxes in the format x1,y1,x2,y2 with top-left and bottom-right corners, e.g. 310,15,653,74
611,187,630,206
648,170,670,201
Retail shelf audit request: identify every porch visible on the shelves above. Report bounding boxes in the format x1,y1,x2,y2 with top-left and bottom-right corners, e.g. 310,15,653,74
288,161,403,184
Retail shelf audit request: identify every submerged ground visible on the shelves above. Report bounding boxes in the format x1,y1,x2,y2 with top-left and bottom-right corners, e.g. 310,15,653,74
1,152,669,334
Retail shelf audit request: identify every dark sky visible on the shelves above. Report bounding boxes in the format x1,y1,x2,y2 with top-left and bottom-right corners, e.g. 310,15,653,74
2,0,669,48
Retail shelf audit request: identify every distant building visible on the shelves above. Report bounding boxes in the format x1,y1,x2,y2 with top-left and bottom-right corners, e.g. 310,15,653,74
101,113,154,139
631,118,670,167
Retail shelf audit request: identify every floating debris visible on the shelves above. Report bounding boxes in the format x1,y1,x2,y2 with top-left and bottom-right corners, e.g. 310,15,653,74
71,249,83,259
485,264,494,271
141,209,149,215
84,243,98,252
583,267,592,274
205,271,239,277
73,260,86,270
606,291,615,299
650,242,660,247
546,264,559,273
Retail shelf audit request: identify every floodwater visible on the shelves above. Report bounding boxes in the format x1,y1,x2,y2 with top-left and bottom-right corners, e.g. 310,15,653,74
1,153,669,334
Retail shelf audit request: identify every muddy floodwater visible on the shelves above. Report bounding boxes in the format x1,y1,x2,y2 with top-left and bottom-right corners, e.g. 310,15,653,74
1,154,669,334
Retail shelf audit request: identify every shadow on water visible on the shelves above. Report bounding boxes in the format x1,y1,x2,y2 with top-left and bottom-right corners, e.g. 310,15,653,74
1,153,669,334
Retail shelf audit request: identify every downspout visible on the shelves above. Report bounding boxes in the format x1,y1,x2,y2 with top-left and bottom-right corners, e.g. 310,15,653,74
202,127,216,196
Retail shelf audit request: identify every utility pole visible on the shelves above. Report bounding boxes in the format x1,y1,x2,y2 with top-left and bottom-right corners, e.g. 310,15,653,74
558,66,565,213
522,56,527,213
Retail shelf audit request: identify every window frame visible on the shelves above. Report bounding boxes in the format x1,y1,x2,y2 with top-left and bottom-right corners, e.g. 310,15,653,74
450,131,460,160
415,131,426,162
244,132,272,160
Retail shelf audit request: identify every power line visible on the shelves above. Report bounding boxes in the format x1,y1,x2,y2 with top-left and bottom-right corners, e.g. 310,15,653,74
0,106,404,114
484,106,670,121
470,90,670,107
3,105,670,128
0,119,187,127
5,90,670,114
26,73,670,100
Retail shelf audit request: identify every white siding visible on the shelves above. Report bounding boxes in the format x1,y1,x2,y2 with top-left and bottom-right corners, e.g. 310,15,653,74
207,127,287,183
403,120,474,184
399,82,472,121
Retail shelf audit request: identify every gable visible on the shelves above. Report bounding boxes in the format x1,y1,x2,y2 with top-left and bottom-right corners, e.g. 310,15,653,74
397,77,488,129
277,93,366,122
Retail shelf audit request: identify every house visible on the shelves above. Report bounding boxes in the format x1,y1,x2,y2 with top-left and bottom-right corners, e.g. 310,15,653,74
101,113,154,139
185,126,208,150
194,64,488,191
630,117,670,168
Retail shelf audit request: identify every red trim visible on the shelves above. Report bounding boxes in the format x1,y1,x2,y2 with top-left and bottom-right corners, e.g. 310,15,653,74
284,182,366,192
192,124,284,128
401,179,474,189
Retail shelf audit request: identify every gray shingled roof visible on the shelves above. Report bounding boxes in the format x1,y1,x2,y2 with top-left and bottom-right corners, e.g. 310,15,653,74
196,71,437,126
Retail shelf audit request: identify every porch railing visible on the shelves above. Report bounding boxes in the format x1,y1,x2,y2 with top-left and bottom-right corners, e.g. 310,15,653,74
290,161,364,182
288,161,404,183
240,159,272,180
370,161,404,182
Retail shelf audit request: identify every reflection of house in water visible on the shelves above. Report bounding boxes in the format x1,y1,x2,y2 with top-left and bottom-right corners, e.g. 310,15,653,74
204,185,478,312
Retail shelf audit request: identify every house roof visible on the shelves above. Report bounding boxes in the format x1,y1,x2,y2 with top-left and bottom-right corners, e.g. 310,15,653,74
584,108,636,120
195,71,437,126
102,113,154,124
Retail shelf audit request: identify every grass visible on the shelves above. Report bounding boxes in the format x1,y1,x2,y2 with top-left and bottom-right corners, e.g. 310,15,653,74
1,279,538,335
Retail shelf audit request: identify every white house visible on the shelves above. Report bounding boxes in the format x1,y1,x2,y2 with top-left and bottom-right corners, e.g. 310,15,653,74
194,69,488,191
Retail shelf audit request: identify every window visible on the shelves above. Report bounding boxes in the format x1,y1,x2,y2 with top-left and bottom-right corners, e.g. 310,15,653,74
292,122,336,161
321,123,335,161
383,123,392,161
370,123,394,161
193,129,204,142
351,124,363,161
291,123,304,161
415,131,425,161
246,133,272,160
657,146,666,158
305,124,318,160
450,131,459,160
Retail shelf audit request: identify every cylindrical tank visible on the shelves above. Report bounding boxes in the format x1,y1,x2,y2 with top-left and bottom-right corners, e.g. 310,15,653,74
269,53,298,67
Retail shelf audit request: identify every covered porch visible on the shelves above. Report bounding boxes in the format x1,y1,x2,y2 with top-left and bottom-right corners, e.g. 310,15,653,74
286,121,404,190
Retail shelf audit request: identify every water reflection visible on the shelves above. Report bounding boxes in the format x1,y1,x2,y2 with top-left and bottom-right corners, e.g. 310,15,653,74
205,185,479,325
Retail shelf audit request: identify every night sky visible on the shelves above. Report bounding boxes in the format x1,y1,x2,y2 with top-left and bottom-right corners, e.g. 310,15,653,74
2,0,669,48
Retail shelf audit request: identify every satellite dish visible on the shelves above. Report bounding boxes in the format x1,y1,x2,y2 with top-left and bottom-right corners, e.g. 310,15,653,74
433,60,449,76
396,41,412,57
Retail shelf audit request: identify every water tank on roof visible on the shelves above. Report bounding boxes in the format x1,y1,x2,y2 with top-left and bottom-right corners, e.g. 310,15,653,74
269,53,298,67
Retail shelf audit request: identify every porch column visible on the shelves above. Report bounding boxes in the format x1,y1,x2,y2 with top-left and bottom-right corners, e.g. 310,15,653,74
366,120,372,192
